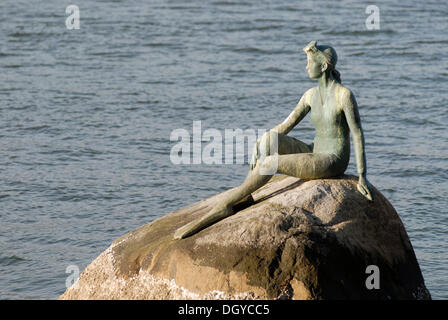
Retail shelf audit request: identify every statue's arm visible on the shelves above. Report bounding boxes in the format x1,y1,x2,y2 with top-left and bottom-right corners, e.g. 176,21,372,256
342,89,374,201
342,89,366,176
249,89,312,170
273,89,312,135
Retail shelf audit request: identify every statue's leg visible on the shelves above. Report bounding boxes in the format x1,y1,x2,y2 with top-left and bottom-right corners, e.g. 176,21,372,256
276,152,346,179
173,161,273,239
174,134,312,239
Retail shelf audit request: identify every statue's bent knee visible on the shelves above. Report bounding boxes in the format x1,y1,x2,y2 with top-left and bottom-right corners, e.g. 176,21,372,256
259,131,276,158
258,155,278,175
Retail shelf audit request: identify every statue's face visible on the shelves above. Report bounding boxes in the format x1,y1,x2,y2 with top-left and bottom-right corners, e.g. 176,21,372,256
306,53,323,79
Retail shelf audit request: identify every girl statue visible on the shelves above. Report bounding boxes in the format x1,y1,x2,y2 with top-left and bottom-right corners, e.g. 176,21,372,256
174,41,374,240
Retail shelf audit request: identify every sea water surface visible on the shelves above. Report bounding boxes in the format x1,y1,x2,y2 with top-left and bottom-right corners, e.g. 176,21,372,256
0,0,447,299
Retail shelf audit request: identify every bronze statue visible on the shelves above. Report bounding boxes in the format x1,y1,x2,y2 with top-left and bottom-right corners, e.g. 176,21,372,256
174,41,373,239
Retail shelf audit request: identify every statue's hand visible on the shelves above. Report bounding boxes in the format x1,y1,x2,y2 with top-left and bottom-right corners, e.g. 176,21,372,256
249,139,260,170
357,175,374,201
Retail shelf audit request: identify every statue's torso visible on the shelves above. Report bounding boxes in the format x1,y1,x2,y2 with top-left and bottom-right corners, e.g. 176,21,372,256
309,84,350,161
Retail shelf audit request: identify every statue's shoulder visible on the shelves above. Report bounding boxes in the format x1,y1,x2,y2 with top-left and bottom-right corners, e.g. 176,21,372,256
334,84,355,108
302,87,316,104
335,83,351,96
306,87,316,95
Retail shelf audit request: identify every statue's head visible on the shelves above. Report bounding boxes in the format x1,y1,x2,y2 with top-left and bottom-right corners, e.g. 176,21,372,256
303,41,341,83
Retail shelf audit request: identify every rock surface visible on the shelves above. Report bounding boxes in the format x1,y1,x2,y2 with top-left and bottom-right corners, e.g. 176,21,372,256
60,175,431,300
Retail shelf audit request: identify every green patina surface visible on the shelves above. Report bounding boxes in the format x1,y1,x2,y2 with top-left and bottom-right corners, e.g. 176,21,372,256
174,41,373,239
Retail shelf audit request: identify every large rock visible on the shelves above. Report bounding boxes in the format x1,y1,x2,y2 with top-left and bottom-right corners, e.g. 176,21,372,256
60,175,430,300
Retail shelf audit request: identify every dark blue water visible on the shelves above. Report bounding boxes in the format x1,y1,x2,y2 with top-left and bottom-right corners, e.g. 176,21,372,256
0,0,446,299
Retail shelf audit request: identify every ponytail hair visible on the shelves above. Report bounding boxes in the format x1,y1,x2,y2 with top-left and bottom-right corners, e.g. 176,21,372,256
328,64,341,83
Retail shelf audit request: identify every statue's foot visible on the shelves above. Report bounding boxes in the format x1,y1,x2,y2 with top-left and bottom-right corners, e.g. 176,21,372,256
173,205,233,240
173,220,199,240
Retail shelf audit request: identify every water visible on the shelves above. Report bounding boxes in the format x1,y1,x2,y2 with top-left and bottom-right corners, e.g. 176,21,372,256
0,0,446,299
